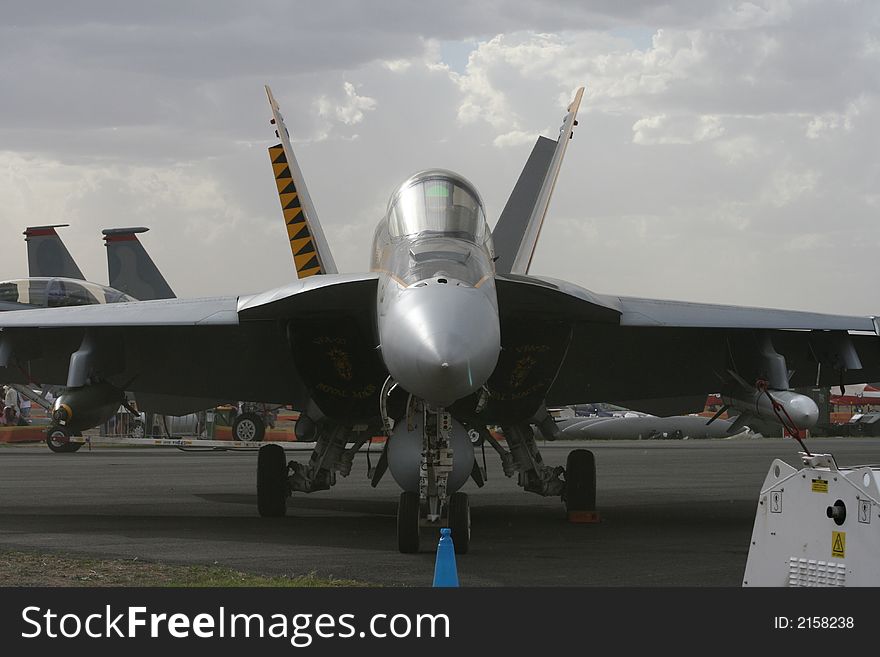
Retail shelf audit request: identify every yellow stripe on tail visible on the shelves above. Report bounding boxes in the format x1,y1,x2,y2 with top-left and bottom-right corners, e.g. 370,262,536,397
268,144,323,278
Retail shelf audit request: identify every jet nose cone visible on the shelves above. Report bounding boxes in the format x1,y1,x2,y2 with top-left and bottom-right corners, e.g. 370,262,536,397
379,282,500,406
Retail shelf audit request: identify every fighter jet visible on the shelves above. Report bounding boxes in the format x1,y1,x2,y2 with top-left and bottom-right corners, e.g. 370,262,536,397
1,86,879,554
2,225,213,450
3,224,175,312
1,225,136,311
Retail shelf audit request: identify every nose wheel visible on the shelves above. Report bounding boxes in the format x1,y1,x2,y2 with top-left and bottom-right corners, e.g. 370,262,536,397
397,491,421,553
448,491,470,554
397,490,471,554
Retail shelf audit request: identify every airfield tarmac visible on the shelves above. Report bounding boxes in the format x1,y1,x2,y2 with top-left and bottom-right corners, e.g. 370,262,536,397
1,437,879,586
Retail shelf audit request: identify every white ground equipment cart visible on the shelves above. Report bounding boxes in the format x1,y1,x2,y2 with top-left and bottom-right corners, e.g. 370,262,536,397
743,453,880,586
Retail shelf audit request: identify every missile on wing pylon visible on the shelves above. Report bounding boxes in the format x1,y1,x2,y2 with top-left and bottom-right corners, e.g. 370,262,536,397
720,386,819,436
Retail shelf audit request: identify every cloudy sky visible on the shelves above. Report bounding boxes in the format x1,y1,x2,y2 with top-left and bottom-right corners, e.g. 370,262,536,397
1,0,878,315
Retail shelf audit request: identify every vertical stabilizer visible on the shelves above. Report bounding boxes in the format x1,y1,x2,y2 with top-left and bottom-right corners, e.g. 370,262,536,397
103,227,176,300
23,224,85,279
265,85,338,278
492,87,584,275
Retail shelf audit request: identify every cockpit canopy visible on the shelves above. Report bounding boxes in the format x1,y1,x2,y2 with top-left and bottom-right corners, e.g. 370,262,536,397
0,278,136,308
387,169,490,245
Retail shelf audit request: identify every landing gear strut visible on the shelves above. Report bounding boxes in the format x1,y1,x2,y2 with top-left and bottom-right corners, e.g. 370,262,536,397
256,423,372,518
498,424,565,496
493,423,598,522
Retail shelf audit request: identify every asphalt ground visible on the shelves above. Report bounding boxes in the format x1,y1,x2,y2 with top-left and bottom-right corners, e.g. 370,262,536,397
1,437,879,586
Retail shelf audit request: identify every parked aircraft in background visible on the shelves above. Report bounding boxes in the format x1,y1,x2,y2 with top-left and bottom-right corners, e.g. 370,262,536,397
557,414,747,440
23,224,85,280
1,225,224,450
102,227,176,301
1,86,878,554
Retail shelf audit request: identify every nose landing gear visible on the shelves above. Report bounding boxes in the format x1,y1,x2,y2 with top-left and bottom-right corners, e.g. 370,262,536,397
396,490,471,555
395,406,471,554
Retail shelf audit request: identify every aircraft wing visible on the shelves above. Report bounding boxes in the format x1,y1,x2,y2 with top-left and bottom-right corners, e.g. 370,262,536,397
489,275,880,418
0,274,379,412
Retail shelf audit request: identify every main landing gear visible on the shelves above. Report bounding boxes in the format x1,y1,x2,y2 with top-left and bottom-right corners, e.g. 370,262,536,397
254,414,595,554
487,424,598,523
563,449,598,523
256,443,288,516
256,421,373,518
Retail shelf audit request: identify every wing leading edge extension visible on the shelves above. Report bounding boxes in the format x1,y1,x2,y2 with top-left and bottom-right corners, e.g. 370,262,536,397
493,87,584,275
265,85,338,278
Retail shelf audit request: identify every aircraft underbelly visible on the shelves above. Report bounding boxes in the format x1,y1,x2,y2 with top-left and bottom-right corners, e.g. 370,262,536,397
478,316,573,423
287,316,386,422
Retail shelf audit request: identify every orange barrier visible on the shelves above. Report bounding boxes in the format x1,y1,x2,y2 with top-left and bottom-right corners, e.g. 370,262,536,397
213,426,297,442
212,426,387,444
0,425,46,443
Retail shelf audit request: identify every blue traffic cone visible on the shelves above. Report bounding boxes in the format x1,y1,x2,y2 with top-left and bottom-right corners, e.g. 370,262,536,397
432,528,459,587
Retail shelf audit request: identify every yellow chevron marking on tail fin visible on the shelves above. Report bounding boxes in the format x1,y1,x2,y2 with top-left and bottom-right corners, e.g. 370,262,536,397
268,143,324,278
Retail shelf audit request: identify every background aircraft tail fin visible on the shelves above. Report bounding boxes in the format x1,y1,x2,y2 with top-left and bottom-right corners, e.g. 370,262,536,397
265,85,338,278
23,224,85,279
102,227,176,300
492,87,584,275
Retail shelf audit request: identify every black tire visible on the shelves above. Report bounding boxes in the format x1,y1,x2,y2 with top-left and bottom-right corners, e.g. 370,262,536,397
564,449,596,514
397,491,421,554
233,412,265,442
46,426,82,453
448,492,471,554
257,444,288,517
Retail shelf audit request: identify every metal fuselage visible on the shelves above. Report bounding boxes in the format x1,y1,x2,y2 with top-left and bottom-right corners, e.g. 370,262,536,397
371,170,501,407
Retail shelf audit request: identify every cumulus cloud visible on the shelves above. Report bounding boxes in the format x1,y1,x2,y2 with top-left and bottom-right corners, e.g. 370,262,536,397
764,168,820,207
806,97,864,139
316,82,378,127
632,114,725,144
0,0,878,317
493,129,542,148
381,59,412,73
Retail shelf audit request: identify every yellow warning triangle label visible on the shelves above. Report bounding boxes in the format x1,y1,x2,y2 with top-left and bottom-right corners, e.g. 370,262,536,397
832,531,846,558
